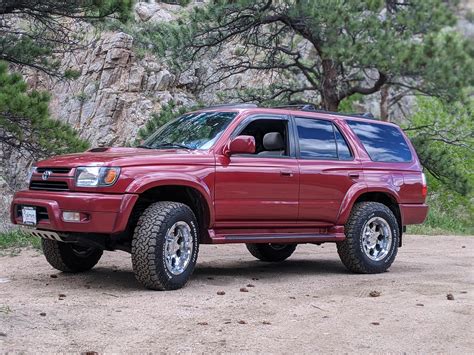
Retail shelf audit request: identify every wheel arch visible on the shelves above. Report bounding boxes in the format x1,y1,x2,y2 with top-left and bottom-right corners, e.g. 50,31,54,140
127,182,213,243
339,189,403,246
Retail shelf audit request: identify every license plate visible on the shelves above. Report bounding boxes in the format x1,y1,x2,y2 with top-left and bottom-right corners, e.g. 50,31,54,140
22,207,37,226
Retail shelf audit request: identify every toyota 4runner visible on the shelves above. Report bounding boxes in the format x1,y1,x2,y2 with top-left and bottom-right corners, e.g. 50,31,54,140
11,104,428,290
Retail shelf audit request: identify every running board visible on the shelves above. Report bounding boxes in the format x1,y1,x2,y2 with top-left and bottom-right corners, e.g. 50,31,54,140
208,229,345,244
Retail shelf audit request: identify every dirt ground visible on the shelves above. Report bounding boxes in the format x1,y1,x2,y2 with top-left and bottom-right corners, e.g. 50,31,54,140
0,235,472,354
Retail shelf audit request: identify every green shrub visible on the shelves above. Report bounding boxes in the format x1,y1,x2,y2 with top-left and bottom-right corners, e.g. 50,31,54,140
162,0,192,6
0,229,42,252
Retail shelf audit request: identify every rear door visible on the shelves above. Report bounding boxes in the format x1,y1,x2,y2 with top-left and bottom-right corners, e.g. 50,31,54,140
295,116,363,224
346,120,424,204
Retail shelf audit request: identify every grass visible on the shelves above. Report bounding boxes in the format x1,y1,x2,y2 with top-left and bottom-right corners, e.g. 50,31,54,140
407,197,473,236
0,229,42,255
0,305,12,315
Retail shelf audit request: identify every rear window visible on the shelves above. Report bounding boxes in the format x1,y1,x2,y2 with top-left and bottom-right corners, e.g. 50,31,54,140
347,120,412,162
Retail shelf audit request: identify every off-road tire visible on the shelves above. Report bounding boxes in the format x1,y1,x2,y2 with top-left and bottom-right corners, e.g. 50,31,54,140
41,239,103,272
131,201,199,291
337,202,399,274
246,243,297,262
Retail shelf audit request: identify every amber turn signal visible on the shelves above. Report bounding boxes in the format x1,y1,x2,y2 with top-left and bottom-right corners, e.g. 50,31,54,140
103,168,118,184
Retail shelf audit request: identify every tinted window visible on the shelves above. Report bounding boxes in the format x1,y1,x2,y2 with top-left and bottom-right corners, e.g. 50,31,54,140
334,126,353,160
347,120,412,162
296,118,337,159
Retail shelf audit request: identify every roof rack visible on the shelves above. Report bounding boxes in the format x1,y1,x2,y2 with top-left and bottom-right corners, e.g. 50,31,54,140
274,103,318,111
308,109,375,119
202,103,258,109
199,102,375,119
273,103,374,119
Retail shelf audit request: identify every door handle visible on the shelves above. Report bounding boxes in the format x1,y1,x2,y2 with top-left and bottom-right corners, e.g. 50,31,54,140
280,170,294,177
348,172,360,179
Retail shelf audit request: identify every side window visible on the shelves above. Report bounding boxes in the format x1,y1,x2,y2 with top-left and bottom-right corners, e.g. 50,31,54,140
334,125,353,160
295,117,340,159
238,118,289,157
347,120,412,162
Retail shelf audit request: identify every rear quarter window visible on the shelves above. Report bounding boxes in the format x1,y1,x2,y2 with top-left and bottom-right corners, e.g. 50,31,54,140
347,120,412,162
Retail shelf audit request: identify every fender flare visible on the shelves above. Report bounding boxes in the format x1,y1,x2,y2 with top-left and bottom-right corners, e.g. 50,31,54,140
336,185,401,225
126,173,214,225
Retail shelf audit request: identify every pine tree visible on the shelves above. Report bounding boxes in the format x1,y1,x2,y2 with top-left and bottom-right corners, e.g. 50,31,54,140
138,0,474,110
405,97,473,195
0,0,133,76
0,62,89,159
0,0,132,158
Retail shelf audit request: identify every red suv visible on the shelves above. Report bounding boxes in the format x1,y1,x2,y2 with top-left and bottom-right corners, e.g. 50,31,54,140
11,104,428,290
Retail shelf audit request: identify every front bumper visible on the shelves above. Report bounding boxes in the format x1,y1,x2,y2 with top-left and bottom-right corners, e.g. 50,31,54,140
11,190,138,234
400,203,429,225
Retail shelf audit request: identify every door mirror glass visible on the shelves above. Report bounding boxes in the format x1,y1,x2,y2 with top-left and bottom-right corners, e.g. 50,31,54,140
224,135,256,156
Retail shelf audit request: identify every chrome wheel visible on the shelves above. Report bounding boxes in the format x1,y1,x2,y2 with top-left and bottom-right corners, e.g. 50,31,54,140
164,221,194,275
362,217,392,261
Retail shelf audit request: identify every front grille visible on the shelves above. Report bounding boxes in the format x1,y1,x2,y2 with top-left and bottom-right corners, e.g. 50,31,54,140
36,167,71,174
30,180,69,191
16,205,49,222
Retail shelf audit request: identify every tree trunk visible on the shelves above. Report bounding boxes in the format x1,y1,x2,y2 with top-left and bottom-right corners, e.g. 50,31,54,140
321,96,340,111
320,59,340,111
380,85,389,121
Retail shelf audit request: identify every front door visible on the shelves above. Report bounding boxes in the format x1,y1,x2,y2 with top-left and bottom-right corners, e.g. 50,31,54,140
214,115,299,227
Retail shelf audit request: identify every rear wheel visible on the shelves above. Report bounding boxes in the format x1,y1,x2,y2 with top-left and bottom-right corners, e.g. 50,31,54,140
42,239,103,272
337,202,399,274
246,243,297,262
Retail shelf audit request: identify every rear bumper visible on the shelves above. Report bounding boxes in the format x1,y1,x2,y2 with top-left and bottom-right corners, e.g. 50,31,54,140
400,203,429,225
11,190,138,234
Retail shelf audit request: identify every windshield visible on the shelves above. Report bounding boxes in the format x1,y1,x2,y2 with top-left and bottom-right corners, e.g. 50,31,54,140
141,111,237,150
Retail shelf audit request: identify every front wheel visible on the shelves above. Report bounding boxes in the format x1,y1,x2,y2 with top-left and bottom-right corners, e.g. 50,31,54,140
131,201,199,290
337,202,399,274
42,239,103,272
246,243,297,262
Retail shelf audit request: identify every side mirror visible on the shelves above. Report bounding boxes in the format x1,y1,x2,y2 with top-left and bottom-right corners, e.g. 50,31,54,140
223,135,256,156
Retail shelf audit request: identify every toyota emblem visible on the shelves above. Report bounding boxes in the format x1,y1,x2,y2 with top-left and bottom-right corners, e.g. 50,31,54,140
42,170,52,180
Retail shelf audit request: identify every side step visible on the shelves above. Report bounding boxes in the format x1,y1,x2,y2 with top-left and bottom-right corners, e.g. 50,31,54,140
208,227,345,244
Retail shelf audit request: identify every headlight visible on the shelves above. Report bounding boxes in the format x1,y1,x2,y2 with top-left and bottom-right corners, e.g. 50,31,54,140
26,166,36,183
75,167,121,187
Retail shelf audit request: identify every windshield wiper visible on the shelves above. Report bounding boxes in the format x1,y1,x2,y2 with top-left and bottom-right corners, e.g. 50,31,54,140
154,142,193,149
137,144,153,149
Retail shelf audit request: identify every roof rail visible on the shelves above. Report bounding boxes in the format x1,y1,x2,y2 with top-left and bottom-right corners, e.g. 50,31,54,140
309,109,375,119
273,103,318,111
202,103,258,109
273,103,375,119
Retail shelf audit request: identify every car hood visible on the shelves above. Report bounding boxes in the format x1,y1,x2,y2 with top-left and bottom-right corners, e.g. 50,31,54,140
36,147,214,168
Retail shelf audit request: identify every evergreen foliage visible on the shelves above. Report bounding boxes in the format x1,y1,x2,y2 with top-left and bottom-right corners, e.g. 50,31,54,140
137,0,474,110
0,0,132,158
0,63,89,159
405,97,473,196
161,0,192,6
0,0,133,76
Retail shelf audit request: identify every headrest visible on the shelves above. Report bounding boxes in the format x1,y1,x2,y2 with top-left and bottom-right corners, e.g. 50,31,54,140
263,132,284,151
